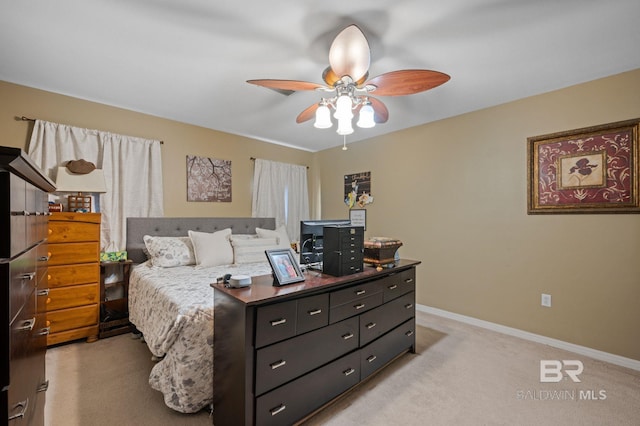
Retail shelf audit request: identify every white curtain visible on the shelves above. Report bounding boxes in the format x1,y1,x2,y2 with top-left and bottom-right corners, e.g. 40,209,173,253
28,120,164,251
252,159,309,242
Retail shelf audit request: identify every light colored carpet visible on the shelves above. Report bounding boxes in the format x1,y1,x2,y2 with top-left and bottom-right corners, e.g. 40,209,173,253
46,312,640,426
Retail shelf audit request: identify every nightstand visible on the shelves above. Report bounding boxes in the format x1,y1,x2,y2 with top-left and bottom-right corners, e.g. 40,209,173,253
99,260,133,338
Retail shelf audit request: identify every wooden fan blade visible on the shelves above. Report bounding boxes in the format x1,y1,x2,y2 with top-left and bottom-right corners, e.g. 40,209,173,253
296,103,319,123
366,70,450,96
247,79,325,92
328,25,370,82
369,97,389,123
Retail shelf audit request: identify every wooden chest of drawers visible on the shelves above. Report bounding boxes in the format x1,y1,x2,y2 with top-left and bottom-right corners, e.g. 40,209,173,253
47,212,101,345
213,259,419,426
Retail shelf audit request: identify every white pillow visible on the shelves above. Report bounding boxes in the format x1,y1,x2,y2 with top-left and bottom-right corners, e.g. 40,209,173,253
143,236,195,268
231,237,279,264
188,228,233,267
255,225,291,249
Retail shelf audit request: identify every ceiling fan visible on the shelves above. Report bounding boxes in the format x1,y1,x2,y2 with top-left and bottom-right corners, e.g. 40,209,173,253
247,24,450,136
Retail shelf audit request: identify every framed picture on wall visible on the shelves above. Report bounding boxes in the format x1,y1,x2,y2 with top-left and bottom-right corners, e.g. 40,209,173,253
349,209,366,230
527,118,640,214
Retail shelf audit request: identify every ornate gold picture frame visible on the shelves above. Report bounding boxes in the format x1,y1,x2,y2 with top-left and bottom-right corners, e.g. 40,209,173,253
527,118,640,214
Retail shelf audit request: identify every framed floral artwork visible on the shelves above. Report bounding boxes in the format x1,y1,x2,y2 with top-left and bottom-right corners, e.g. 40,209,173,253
187,155,232,202
527,118,640,214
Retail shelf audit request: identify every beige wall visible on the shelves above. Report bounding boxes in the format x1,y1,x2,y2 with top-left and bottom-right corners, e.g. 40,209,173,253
0,81,314,217
316,68,640,361
2,69,639,361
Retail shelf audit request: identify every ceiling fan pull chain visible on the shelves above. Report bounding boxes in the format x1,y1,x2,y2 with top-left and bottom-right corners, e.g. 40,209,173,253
342,135,348,151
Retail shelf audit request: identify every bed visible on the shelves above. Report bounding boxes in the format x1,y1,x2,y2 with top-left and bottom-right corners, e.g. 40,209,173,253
126,217,283,413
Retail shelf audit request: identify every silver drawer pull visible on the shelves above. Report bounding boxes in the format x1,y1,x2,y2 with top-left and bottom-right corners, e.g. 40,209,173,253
355,289,366,296
367,355,377,363
38,255,50,261
36,327,50,337
405,330,414,337
307,309,322,316
366,322,376,329
37,288,50,296
343,367,356,376
388,284,398,290
349,256,355,261
270,404,286,416
8,398,28,420
354,303,365,310
36,380,49,393
20,272,36,281
270,360,286,370
404,303,414,309
405,278,414,283
270,318,287,326
342,332,354,340
16,318,36,332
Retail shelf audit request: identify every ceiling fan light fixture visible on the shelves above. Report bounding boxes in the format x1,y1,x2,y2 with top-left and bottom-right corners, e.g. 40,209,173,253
356,103,375,128
314,103,332,129
336,117,354,135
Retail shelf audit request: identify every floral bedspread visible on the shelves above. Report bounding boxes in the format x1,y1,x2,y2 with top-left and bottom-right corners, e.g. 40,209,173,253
128,261,273,413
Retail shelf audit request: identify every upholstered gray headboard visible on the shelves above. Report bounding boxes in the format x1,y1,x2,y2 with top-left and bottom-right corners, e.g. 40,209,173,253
126,217,276,264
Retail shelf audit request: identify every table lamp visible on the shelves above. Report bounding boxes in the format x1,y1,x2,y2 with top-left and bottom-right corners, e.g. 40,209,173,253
55,166,107,212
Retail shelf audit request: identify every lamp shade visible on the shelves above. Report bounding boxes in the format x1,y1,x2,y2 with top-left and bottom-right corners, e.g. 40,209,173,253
334,95,353,120
55,167,107,193
336,117,354,135
314,104,332,129
356,103,376,128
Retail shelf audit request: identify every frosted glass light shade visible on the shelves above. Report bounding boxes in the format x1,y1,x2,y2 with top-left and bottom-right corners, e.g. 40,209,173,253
314,104,332,129
356,104,375,128
336,117,354,135
334,95,353,120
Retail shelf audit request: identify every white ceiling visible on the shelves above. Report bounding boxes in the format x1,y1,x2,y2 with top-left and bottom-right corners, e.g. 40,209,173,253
2,0,639,152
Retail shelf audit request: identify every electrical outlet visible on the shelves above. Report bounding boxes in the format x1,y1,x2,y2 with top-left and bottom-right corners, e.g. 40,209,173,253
541,293,552,307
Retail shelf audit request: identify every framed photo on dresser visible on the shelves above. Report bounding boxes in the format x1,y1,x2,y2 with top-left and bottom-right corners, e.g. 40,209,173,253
265,248,305,286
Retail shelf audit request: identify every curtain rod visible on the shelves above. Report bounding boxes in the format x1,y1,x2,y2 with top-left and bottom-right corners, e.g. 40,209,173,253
18,115,164,144
250,157,308,169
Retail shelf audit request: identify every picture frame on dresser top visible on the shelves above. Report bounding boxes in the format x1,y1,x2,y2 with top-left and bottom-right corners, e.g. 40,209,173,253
266,248,305,286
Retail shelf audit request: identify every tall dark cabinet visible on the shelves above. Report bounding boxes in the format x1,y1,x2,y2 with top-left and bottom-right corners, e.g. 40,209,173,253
1,147,55,425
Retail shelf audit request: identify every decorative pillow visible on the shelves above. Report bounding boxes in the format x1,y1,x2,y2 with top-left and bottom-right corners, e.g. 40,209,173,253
188,228,233,267
255,225,291,249
231,237,279,264
143,236,195,268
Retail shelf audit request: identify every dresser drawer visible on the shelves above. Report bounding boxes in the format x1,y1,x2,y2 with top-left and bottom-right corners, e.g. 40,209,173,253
256,350,360,426
9,246,37,325
359,291,415,346
48,263,99,288
48,242,99,266
48,219,100,243
47,283,99,311
330,292,383,324
360,319,415,380
255,316,358,396
330,279,382,308
296,293,329,335
255,300,297,348
47,304,99,333
382,268,416,303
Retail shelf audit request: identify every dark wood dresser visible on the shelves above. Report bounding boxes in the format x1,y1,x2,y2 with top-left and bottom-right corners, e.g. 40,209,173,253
212,259,420,426
1,147,55,425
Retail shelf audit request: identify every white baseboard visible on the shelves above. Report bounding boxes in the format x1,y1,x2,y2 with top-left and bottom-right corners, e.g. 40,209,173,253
417,304,640,372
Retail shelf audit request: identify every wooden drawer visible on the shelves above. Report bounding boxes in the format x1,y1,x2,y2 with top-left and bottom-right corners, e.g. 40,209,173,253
48,242,99,266
255,300,297,348
47,283,99,311
255,316,358,396
382,268,416,303
329,292,383,324
330,279,382,308
359,292,415,346
48,214,100,243
360,319,415,380
46,304,98,334
48,263,99,288
9,246,37,325
256,351,360,426
296,293,328,335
